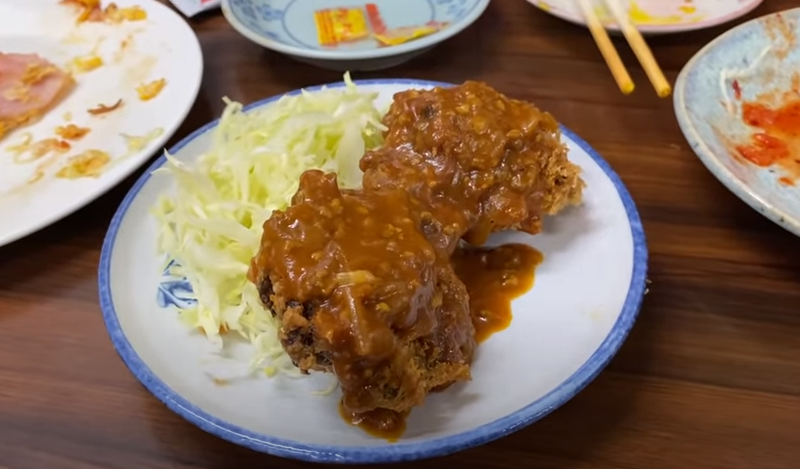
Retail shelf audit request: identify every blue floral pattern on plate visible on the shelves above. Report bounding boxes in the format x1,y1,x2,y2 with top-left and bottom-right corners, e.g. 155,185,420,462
156,259,197,310
226,0,486,51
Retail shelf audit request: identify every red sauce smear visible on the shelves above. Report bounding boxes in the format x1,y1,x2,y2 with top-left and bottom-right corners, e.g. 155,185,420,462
742,100,800,135
735,98,800,183
736,132,789,167
732,79,742,100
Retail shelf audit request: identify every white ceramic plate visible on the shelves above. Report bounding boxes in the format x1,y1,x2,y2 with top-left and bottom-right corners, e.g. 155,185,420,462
0,0,202,247
99,79,648,463
675,8,800,236
528,0,763,34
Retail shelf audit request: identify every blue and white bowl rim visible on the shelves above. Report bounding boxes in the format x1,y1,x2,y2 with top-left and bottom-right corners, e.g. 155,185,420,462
220,0,492,61
98,78,649,464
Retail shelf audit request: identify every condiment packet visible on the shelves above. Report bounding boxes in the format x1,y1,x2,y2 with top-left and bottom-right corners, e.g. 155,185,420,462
312,3,448,48
374,21,448,47
314,6,371,47
168,0,221,18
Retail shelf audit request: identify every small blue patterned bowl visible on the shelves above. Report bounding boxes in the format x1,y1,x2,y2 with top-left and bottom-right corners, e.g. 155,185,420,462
221,0,490,71
674,7,800,237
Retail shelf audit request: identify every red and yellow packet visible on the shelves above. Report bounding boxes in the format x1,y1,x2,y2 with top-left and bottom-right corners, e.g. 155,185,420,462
314,3,448,48
314,7,371,47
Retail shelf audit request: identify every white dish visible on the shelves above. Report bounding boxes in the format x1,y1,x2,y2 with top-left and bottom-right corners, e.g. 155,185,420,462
99,79,648,463
0,0,202,247
674,8,800,236
528,0,764,34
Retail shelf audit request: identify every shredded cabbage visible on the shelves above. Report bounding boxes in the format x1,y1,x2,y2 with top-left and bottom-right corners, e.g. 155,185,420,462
150,73,386,377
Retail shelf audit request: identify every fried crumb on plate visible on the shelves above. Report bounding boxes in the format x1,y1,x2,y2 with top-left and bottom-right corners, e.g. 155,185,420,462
61,0,148,24
136,78,166,101
105,3,148,23
56,149,111,179
87,99,123,115
70,54,103,73
55,124,91,140
61,0,103,23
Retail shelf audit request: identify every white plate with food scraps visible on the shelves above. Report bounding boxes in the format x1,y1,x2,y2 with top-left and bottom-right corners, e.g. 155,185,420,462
528,0,764,34
98,78,647,463
675,8,800,237
0,0,202,247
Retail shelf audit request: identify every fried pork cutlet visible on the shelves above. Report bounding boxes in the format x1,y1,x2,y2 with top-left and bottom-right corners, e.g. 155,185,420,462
0,53,75,141
363,81,584,245
249,82,585,431
249,170,476,422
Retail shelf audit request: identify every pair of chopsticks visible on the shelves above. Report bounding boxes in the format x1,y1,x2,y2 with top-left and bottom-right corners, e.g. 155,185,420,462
577,0,671,97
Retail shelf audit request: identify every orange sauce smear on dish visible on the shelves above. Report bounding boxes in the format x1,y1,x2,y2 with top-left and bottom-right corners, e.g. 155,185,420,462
735,97,800,184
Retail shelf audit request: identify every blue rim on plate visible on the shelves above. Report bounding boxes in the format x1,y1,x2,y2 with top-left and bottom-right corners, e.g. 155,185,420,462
98,79,648,463
221,0,491,60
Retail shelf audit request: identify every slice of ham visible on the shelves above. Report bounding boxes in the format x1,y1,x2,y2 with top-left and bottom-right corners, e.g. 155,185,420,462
0,53,75,141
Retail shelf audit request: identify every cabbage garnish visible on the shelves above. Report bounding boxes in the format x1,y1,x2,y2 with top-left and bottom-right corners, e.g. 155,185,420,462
151,74,386,378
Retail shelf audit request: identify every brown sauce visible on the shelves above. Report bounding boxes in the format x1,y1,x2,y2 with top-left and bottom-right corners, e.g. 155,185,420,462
340,242,542,440
339,401,408,442
452,243,543,343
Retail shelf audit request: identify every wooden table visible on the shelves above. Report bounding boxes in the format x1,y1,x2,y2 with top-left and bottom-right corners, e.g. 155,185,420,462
2,1,799,468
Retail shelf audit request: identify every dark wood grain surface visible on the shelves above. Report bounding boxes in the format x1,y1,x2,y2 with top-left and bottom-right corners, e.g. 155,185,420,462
2,1,800,468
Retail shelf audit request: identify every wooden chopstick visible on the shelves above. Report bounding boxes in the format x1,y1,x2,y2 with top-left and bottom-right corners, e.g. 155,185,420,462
577,0,634,95
601,0,672,97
